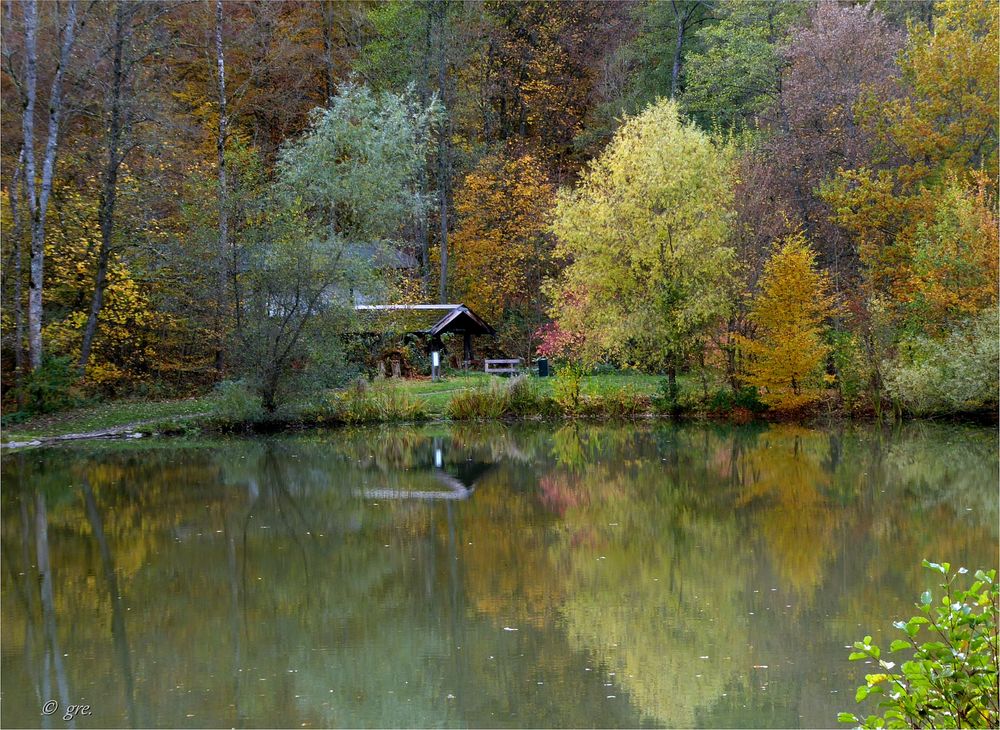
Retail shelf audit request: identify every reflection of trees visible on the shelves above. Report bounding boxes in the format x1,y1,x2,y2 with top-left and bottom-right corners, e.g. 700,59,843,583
735,426,842,600
1,421,997,728
548,460,754,727
82,479,137,728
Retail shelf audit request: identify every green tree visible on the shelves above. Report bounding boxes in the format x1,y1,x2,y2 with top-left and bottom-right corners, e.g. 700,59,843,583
682,0,806,131
232,83,438,411
545,98,734,386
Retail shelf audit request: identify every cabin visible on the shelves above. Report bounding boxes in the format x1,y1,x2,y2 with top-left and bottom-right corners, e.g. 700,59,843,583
353,304,496,375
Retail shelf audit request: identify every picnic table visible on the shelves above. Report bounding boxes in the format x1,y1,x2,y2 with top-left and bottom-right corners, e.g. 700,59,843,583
484,358,522,376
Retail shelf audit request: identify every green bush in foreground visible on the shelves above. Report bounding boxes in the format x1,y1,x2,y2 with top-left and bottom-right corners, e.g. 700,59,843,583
840,561,998,728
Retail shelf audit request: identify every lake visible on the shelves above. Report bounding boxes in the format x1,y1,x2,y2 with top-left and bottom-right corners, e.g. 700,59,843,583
2,421,997,728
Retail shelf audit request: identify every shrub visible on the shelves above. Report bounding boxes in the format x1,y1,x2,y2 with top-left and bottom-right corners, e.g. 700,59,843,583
830,330,873,412
707,386,766,415
840,561,998,729
213,380,265,423
883,307,999,416
447,375,550,420
553,362,586,416
12,355,85,415
652,376,681,415
505,375,546,416
584,386,650,418
370,383,427,422
333,378,378,423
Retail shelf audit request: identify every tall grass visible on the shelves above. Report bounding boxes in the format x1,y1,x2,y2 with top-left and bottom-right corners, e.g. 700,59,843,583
447,375,549,419
334,379,428,424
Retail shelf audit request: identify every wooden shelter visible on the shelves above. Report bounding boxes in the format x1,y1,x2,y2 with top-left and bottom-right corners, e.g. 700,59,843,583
354,304,496,364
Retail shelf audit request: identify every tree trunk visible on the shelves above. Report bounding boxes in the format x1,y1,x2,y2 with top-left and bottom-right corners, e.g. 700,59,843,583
320,0,336,101
9,149,27,399
418,2,432,294
436,0,449,304
671,10,685,98
22,0,79,371
80,1,128,373
215,0,229,374
21,0,39,370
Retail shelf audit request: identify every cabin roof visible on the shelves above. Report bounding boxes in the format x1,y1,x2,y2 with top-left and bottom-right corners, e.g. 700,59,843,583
353,304,496,336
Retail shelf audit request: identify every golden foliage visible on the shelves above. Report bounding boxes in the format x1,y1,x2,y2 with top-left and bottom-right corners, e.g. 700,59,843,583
739,233,835,410
451,147,555,322
823,0,998,304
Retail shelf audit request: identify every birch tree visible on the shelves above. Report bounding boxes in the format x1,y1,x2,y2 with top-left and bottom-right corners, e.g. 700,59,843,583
214,0,228,373
19,0,81,371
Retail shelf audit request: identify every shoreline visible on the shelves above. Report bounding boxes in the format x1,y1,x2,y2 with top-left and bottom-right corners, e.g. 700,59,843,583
3,405,995,451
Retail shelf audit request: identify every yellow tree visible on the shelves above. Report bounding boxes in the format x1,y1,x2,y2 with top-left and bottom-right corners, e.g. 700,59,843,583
451,146,555,354
907,176,999,334
740,233,835,410
822,0,998,303
546,98,734,383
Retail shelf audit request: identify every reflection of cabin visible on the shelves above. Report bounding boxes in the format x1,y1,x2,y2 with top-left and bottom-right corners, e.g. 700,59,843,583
354,304,496,367
358,447,495,501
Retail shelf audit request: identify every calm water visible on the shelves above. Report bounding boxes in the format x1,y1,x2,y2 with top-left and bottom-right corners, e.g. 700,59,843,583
2,422,997,728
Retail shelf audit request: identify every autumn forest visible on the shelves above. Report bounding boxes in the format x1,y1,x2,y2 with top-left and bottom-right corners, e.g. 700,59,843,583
1,0,997,421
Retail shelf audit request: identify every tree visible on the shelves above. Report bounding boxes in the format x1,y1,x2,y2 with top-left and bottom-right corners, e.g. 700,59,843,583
434,0,450,303
236,83,438,410
465,1,631,168
822,0,999,305
906,177,999,335
682,0,805,131
213,0,229,374
451,145,555,358
767,1,903,296
79,2,175,374
738,232,835,410
629,0,714,101
546,98,734,385
14,0,82,370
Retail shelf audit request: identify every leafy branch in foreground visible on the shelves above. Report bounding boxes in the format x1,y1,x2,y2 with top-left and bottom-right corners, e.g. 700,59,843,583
840,561,998,728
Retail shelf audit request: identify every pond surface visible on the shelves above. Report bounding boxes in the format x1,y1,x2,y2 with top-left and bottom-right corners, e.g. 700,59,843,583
2,421,997,728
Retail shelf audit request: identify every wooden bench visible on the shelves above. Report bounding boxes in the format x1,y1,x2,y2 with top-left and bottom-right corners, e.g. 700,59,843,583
484,358,522,376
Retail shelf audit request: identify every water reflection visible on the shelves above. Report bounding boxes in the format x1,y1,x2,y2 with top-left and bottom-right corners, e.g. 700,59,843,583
1,422,996,728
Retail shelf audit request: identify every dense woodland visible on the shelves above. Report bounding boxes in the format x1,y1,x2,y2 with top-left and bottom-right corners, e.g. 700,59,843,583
1,0,997,417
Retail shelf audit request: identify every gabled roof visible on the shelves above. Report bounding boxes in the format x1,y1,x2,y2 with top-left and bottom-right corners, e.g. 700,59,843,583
353,304,496,336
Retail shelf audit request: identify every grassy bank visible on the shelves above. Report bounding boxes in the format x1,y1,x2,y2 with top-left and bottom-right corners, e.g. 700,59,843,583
16,369,979,446
1,372,681,444
1,395,220,442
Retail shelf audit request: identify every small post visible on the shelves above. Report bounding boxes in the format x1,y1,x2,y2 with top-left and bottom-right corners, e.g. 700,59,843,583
431,349,440,382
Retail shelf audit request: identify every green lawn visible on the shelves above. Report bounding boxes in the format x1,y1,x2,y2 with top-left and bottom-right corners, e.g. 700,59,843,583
391,370,671,415
1,396,219,442
1,371,685,443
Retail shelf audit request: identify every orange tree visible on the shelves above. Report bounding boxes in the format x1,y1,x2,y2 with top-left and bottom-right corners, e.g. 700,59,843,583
450,146,555,358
